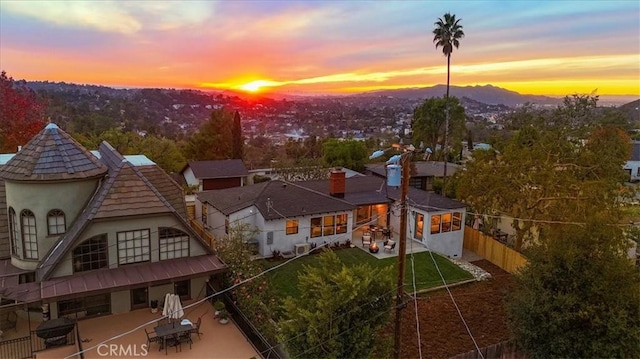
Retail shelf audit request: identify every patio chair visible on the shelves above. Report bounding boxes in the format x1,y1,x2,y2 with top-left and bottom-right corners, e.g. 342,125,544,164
190,317,202,340
178,330,193,349
383,240,396,253
145,328,161,348
362,232,372,247
0,311,17,332
162,333,181,354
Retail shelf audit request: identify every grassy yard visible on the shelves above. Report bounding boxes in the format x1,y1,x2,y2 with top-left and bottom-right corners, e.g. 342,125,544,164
263,248,473,299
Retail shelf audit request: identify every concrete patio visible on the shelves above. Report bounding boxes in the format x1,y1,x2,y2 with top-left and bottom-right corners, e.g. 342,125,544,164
352,227,430,259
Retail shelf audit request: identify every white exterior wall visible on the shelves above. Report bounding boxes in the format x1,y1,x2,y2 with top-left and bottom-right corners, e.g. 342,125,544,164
208,204,354,257
255,211,353,257
624,160,640,182
183,167,200,190
408,206,466,259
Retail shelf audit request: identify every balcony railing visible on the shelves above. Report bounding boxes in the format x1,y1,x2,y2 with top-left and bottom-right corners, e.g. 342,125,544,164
189,217,216,250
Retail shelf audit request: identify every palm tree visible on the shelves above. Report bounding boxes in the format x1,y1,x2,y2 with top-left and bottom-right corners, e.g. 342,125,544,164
433,12,464,194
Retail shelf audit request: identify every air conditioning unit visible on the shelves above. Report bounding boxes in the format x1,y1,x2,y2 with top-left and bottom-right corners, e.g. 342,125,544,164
294,243,310,256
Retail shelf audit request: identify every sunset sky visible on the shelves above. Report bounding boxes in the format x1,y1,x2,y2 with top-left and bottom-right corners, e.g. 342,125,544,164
1,0,638,97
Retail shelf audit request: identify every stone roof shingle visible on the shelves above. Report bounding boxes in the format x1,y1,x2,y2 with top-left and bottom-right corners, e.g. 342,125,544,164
0,123,107,182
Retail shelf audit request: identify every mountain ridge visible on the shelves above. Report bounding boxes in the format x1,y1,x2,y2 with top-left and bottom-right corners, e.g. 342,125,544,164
354,84,563,106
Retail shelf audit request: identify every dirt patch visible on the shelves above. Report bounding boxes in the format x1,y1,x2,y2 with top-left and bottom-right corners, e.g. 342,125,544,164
395,260,514,358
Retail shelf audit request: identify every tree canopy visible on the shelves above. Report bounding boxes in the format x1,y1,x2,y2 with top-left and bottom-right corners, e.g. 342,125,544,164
76,129,186,173
0,71,45,152
279,250,394,359
455,96,632,249
412,96,466,160
322,138,369,172
507,221,640,358
185,108,234,161
433,13,465,58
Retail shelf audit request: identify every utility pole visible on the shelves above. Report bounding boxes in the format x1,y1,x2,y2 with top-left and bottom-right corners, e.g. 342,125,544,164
393,152,410,359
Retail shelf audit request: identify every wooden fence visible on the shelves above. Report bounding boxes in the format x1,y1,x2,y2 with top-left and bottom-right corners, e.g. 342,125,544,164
449,339,525,359
463,226,528,274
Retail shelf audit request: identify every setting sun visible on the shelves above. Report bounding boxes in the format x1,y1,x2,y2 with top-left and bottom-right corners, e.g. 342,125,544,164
238,80,280,93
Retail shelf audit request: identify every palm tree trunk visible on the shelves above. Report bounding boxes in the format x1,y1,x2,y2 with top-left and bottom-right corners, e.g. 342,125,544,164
443,53,451,196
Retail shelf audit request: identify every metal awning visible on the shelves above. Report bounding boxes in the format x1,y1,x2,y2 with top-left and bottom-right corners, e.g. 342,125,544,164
0,255,226,303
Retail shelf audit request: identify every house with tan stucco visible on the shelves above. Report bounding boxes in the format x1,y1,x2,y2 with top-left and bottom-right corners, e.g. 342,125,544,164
0,124,226,322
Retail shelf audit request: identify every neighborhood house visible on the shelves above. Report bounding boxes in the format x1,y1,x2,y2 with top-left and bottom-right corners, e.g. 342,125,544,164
197,170,467,258
0,124,226,322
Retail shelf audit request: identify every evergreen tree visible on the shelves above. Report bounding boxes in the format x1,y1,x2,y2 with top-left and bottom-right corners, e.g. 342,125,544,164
232,110,244,160
279,250,394,359
185,108,233,160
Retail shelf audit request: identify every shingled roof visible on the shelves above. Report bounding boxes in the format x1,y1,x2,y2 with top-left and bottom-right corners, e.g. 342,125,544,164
0,179,8,258
0,123,107,182
197,180,355,220
297,176,391,206
38,142,209,280
184,160,249,179
365,161,460,178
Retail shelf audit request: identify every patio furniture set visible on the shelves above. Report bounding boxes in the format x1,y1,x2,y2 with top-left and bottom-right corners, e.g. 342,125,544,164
361,226,395,254
145,317,202,355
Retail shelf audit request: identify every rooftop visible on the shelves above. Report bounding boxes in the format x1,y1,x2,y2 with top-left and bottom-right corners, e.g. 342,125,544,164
0,123,108,182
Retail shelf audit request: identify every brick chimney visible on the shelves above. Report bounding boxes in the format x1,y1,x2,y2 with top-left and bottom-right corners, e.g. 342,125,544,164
330,169,346,198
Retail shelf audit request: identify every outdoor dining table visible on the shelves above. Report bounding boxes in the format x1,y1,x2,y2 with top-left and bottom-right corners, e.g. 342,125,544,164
154,322,194,354
35,317,76,348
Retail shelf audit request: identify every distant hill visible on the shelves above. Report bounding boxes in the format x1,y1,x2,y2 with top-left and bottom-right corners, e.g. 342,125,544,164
619,99,640,125
358,84,562,107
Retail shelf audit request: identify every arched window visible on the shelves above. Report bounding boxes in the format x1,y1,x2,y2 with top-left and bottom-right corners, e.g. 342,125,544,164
21,209,38,259
73,235,108,272
159,227,189,260
8,207,20,257
47,209,66,235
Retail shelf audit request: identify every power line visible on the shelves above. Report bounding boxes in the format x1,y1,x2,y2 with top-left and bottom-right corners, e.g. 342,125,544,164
64,218,383,358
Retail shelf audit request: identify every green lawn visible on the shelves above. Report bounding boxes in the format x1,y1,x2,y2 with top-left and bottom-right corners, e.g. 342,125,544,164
263,248,473,299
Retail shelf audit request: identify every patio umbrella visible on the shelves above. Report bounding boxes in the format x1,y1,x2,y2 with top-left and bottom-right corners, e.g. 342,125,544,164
170,294,184,320
162,293,172,318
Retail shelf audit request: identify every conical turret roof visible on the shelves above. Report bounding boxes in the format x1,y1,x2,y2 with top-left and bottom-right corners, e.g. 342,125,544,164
0,123,107,182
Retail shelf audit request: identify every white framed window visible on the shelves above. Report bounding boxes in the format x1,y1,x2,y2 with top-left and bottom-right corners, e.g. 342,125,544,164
117,229,150,265
47,209,66,235
452,212,462,231
336,214,348,234
310,217,322,238
9,207,20,257
441,213,452,232
323,215,335,236
415,212,424,239
430,214,441,234
21,209,38,259
73,234,108,272
159,227,189,260
286,220,299,235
